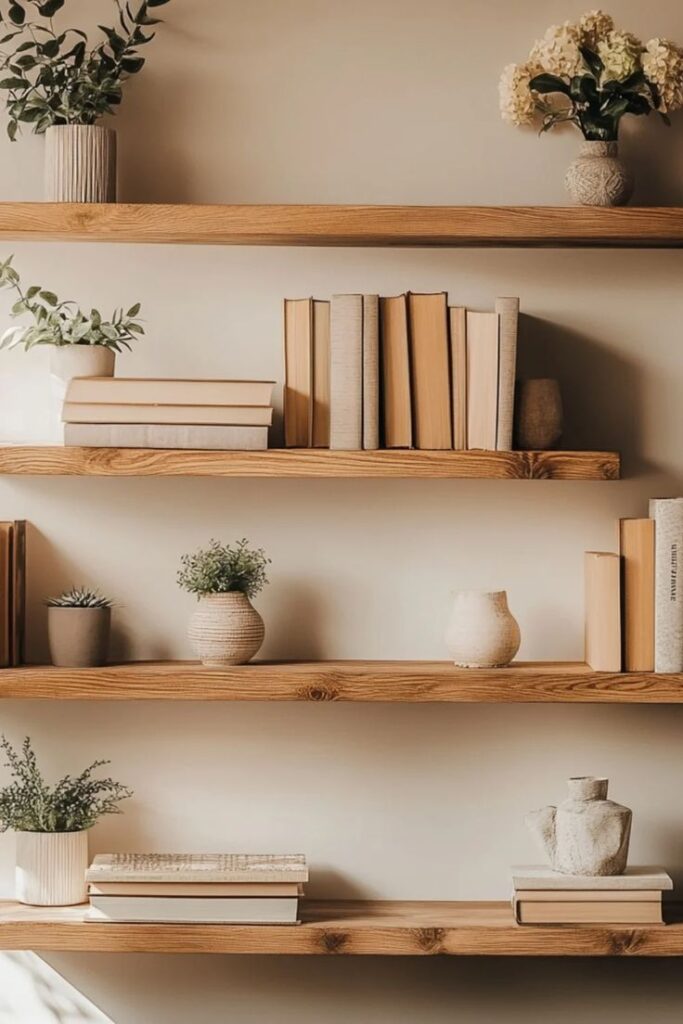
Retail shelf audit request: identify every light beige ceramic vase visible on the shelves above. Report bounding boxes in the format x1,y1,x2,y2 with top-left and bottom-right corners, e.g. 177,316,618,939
526,776,632,876
565,141,633,207
445,590,520,668
188,592,265,666
15,830,89,906
44,125,117,203
47,607,111,667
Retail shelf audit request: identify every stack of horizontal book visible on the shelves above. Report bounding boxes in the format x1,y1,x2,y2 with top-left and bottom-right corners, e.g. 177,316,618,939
0,520,25,668
63,378,275,451
86,853,308,924
512,865,673,925
585,498,683,673
284,292,519,451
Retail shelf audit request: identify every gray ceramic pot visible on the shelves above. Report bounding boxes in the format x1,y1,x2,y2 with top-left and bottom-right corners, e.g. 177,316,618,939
47,607,111,667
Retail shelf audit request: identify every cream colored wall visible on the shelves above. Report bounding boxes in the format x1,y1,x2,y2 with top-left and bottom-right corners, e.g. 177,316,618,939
1,0,683,1021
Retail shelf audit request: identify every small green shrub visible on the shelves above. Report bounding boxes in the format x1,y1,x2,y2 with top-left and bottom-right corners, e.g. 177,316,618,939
177,539,271,599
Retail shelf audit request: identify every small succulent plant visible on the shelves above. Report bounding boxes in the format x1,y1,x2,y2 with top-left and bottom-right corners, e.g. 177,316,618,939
46,586,112,609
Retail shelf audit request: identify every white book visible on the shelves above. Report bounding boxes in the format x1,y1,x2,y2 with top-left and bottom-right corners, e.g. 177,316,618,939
466,311,499,450
87,853,308,884
330,294,363,449
494,297,519,452
511,865,673,891
64,424,268,451
649,498,683,672
362,294,379,450
65,378,275,407
88,895,299,924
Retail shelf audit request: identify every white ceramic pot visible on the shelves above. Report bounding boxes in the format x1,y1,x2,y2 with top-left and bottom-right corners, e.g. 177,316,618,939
445,590,520,668
15,830,89,906
50,345,116,386
188,592,265,666
44,125,117,203
565,141,633,207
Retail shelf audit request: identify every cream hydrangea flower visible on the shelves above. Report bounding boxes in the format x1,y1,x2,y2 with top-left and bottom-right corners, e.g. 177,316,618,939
643,38,683,112
598,30,643,82
530,22,584,78
499,61,542,126
579,10,614,50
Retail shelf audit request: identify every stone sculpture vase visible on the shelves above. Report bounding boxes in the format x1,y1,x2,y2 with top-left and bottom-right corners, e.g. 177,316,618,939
188,592,265,666
445,590,520,668
565,141,633,207
526,776,632,876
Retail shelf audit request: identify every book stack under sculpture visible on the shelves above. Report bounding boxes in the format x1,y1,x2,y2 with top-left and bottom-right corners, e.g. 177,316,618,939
584,498,683,674
63,378,275,450
283,292,519,451
512,866,673,925
86,853,308,923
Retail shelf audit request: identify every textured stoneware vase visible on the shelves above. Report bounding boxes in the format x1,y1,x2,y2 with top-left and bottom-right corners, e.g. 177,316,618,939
47,607,111,667
16,830,89,906
188,592,265,666
565,141,633,207
515,379,563,450
526,776,632,876
44,125,117,203
445,590,521,668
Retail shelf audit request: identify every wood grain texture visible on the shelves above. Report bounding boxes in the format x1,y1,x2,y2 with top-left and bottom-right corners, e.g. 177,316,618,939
0,900,682,955
2,661,682,702
0,204,682,247
0,448,620,479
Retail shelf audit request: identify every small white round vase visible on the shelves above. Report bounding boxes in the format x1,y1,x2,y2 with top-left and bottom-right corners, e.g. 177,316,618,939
445,590,520,668
15,830,89,906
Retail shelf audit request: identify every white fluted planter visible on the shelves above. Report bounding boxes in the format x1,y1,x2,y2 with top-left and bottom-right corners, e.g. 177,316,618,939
445,590,521,668
15,830,89,906
44,125,117,203
188,592,265,666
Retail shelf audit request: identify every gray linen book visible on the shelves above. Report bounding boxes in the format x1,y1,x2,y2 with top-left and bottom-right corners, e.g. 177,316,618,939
64,423,268,450
649,498,683,672
495,296,519,451
362,294,380,450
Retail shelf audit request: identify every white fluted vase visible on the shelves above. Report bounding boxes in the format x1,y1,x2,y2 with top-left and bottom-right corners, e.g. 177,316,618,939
15,830,89,906
188,592,265,666
44,125,117,203
445,590,520,668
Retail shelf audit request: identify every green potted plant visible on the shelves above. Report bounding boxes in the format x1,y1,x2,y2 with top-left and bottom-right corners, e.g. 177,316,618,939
499,10,683,204
0,255,143,385
0,0,171,201
0,735,131,905
46,586,113,667
178,539,271,666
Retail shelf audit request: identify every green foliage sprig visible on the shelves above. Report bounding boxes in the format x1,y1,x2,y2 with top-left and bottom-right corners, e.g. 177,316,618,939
0,0,171,140
0,255,144,351
177,539,271,599
46,586,112,608
0,735,132,833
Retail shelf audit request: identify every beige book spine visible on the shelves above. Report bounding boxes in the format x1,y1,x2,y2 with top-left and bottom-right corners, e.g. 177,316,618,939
466,311,499,451
495,297,519,451
330,294,363,449
515,889,660,903
66,378,275,407
449,306,467,450
407,292,452,450
64,424,268,451
89,882,303,896
362,294,380,450
0,524,11,669
619,518,655,672
516,900,662,925
585,551,622,672
312,300,331,448
379,295,412,448
284,298,313,447
649,498,683,672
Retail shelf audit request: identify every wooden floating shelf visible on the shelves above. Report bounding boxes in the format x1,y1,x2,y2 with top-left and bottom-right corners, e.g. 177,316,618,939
0,900,681,955
0,447,619,480
2,661,682,703
0,204,683,248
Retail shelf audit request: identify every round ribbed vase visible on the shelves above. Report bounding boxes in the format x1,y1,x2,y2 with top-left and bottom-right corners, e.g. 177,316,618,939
445,590,521,668
44,125,117,203
188,592,265,666
16,830,89,906
565,141,633,207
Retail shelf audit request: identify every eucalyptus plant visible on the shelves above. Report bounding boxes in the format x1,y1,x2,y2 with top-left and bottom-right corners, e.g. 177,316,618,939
0,255,143,351
0,735,132,833
178,539,271,599
46,586,112,608
0,0,171,139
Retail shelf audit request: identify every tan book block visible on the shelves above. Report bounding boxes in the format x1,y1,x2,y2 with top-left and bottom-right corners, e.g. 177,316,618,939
585,551,622,672
63,404,274,426
407,292,452,449
466,310,499,451
284,298,313,447
362,295,380,450
619,518,655,672
380,295,412,448
65,378,275,406
495,297,519,452
516,900,662,925
449,306,467,450
312,300,331,448
330,294,363,449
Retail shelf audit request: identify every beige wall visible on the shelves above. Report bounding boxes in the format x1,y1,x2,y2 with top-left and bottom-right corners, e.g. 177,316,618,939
2,0,683,1020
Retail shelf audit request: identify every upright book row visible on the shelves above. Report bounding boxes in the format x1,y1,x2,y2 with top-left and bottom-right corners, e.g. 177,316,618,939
284,293,519,451
0,520,25,667
585,499,683,673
